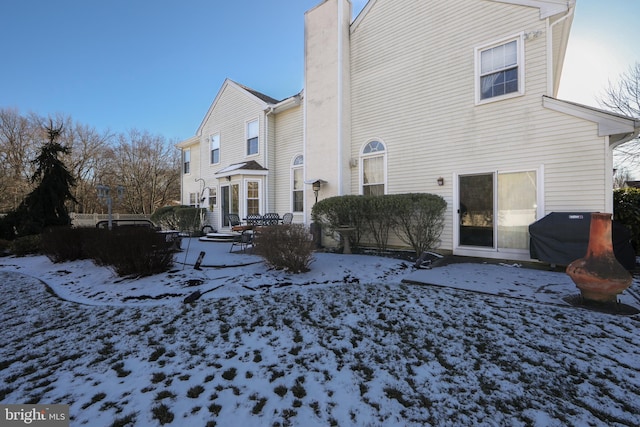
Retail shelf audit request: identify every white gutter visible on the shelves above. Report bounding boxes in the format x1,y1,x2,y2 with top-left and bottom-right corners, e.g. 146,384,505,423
546,3,575,96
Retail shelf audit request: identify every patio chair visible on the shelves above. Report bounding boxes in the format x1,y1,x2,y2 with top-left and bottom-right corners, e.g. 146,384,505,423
262,212,281,225
246,213,263,226
229,229,254,253
281,213,293,224
226,213,249,232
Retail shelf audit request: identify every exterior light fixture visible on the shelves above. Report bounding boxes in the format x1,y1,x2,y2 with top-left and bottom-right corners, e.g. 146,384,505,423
437,177,444,186
305,179,326,204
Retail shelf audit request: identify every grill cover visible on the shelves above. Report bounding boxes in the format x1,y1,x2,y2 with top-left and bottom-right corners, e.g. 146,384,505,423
529,212,635,270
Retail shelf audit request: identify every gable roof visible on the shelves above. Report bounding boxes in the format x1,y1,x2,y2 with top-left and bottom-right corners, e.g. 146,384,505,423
488,0,575,19
196,79,280,136
543,96,640,147
234,81,280,105
352,0,575,32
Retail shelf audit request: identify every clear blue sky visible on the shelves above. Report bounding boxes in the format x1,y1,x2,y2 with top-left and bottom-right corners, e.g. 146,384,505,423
0,0,636,142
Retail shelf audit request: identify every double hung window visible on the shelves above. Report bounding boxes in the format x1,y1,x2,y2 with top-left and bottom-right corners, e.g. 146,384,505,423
246,181,260,215
210,134,220,164
477,36,523,102
183,149,190,174
247,120,259,156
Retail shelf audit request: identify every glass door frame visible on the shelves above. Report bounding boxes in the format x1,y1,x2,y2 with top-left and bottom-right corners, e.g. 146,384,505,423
453,167,544,260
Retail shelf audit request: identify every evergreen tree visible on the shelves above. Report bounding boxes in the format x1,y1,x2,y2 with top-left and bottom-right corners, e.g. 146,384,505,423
0,122,77,238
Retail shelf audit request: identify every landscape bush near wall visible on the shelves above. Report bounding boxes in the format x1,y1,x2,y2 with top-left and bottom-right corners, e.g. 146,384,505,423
614,187,640,254
40,226,174,276
312,193,447,257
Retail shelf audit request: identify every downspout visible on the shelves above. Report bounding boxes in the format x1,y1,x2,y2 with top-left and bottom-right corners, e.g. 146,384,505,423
547,4,575,96
337,0,344,195
265,106,275,214
179,148,184,205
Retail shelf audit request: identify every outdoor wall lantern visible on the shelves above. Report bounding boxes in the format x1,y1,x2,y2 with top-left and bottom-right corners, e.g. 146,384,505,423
305,179,326,204
437,177,444,186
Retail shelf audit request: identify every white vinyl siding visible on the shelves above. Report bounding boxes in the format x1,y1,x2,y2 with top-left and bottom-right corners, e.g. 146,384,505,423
349,0,608,256
273,105,304,218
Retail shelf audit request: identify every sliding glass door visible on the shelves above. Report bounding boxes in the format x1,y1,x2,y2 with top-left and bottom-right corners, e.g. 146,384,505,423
459,174,494,247
458,170,537,252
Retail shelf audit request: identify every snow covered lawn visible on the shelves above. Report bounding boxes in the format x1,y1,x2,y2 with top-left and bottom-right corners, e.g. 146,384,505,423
1,239,639,426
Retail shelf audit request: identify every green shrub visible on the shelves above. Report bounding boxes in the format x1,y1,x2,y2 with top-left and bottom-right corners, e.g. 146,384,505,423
360,196,397,252
151,206,205,235
312,193,447,256
9,234,41,256
254,224,315,273
0,239,10,255
311,195,368,248
39,226,174,276
41,226,97,262
392,193,446,257
87,227,174,277
614,187,640,254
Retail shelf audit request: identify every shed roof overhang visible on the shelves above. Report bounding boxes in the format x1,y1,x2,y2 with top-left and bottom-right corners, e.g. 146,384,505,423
175,135,199,150
214,160,268,179
543,96,640,148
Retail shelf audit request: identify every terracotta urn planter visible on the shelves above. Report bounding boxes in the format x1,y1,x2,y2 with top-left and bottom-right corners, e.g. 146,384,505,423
566,213,632,303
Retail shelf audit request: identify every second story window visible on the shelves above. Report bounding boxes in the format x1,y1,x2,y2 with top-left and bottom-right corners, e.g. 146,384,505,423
247,119,259,156
210,134,220,164
183,149,190,174
477,36,523,103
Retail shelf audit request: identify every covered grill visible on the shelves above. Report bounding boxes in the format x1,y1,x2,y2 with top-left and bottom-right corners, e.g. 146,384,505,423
529,212,635,270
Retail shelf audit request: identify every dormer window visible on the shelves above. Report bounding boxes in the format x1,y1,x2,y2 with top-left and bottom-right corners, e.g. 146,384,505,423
476,35,524,103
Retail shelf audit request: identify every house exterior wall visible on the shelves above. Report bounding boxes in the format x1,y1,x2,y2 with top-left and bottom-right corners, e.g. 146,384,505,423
176,0,633,261
273,104,305,222
347,0,606,258
182,81,271,230
304,0,352,222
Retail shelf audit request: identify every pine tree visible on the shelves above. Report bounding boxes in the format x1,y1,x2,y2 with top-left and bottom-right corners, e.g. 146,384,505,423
0,122,77,238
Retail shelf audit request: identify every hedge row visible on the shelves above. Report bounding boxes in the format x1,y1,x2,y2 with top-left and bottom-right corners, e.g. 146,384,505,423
40,226,175,276
311,193,447,256
614,187,640,254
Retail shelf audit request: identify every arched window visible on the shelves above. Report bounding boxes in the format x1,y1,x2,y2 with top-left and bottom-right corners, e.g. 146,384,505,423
291,155,304,212
361,141,386,196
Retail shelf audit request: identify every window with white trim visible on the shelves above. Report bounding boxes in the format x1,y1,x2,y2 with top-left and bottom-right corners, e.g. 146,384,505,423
246,119,259,156
183,149,190,174
477,36,523,102
246,181,260,215
188,192,197,207
208,187,217,210
210,133,220,164
292,155,304,212
361,140,386,196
